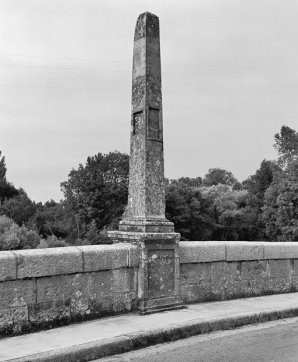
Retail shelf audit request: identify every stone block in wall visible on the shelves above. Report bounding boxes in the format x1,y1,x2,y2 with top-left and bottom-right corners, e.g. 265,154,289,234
180,283,214,304
291,275,298,291
28,300,70,329
267,277,292,294
89,270,114,298
15,247,83,279
226,242,264,261
211,261,241,282
293,260,298,275
88,292,136,318
129,245,139,267
180,263,212,285
112,268,138,294
78,244,130,272
0,280,36,308
241,261,269,280
179,241,226,263
36,275,72,303
0,252,17,281
263,242,298,260
0,306,28,336
70,273,90,318
268,260,292,278
210,262,241,300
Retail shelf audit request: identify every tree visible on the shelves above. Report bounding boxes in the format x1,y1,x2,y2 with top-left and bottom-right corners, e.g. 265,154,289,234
274,126,298,169
168,177,202,188
201,185,249,241
0,215,41,251
263,160,298,241
0,151,19,201
28,200,72,239
0,151,7,180
0,189,36,225
61,151,129,241
165,184,216,241
203,168,238,188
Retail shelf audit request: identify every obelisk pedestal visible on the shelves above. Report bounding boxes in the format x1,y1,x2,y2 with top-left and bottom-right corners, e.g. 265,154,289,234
108,12,182,314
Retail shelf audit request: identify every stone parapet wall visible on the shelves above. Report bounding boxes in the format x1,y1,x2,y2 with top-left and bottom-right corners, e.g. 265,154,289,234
0,244,139,337
1,241,298,337
179,241,298,303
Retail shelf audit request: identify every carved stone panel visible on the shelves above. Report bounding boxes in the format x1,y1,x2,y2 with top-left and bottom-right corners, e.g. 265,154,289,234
148,249,175,299
133,111,143,135
147,108,160,139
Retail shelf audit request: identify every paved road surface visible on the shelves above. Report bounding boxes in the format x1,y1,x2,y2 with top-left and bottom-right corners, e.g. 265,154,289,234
98,317,298,362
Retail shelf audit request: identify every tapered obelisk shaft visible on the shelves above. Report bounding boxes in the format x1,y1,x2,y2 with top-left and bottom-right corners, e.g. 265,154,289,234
108,12,182,314
120,12,173,233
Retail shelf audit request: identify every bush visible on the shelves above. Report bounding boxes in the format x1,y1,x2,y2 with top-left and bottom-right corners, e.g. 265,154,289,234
37,235,68,248
0,215,41,251
0,215,14,234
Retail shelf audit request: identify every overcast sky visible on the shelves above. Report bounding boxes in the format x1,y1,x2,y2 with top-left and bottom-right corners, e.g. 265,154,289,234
1,0,298,203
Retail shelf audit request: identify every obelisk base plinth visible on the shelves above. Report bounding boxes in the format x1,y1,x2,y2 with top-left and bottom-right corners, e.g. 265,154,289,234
108,230,184,314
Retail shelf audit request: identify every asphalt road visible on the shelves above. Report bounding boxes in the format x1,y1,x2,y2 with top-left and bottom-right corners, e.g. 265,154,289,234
98,317,298,362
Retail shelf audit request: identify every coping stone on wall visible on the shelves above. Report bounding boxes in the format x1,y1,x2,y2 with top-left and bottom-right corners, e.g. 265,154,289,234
179,241,226,263
263,242,298,260
78,244,136,272
226,242,264,261
14,247,83,279
0,251,17,281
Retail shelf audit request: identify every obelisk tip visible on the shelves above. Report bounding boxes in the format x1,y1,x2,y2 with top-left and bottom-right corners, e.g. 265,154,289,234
134,12,159,41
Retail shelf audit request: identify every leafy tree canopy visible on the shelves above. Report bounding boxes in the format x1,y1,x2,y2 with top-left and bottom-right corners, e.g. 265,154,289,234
0,151,7,180
274,126,298,169
203,168,238,188
61,151,129,238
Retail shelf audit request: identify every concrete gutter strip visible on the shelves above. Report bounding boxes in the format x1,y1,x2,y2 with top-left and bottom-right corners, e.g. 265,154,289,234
6,337,132,362
2,294,298,362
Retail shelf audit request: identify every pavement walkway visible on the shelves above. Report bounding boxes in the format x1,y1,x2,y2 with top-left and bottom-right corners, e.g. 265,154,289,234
1,293,298,362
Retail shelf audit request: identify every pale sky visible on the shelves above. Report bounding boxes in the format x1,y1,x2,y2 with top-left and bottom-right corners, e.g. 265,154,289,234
1,0,298,203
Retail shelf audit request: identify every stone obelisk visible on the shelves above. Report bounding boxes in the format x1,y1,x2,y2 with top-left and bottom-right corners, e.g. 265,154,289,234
108,12,182,314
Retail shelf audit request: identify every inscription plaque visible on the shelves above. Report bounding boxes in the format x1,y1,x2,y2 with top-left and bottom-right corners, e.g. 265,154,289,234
148,249,175,299
133,111,143,135
147,108,160,139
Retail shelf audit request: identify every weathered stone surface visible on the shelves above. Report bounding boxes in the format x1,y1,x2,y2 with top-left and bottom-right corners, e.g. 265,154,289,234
70,273,90,318
179,241,226,263
115,11,173,234
36,275,72,303
0,306,28,336
263,242,298,259
129,245,139,267
293,260,298,275
113,268,138,295
268,259,292,278
240,261,269,280
0,251,17,281
226,242,264,261
15,247,83,279
211,262,241,282
180,283,214,303
147,250,175,299
89,292,136,317
0,279,36,308
180,263,212,285
89,270,114,298
78,244,129,272
28,300,70,329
